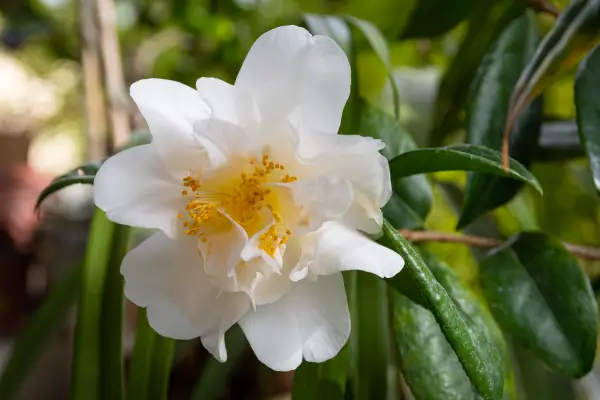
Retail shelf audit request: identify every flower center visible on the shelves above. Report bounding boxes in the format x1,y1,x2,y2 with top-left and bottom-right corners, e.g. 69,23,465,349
178,154,297,257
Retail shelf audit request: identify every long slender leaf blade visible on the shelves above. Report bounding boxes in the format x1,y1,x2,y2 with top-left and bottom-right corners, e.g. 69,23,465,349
71,208,116,400
128,308,157,400
574,44,600,193
100,224,130,400
507,0,600,130
148,336,175,400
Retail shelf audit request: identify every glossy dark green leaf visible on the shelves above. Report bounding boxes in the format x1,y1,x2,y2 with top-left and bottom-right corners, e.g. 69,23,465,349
99,224,130,400
391,291,478,400
360,101,433,228
423,252,516,400
0,266,80,399
575,44,600,193
401,0,478,39
459,12,543,228
71,208,117,400
383,220,503,400
506,0,600,135
429,1,526,146
480,232,598,378
389,145,542,194
35,162,100,210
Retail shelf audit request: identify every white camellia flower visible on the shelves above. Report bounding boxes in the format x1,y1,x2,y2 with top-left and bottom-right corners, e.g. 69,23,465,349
94,25,405,371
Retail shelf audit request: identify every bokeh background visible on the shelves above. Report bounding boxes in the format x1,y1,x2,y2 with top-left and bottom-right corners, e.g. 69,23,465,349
1,0,599,399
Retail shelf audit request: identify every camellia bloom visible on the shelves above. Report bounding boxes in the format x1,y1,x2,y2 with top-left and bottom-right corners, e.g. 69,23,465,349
94,25,405,371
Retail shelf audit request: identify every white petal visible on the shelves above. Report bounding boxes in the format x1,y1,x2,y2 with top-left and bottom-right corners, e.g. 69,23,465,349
309,222,404,278
297,131,391,232
193,118,256,160
239,273,349,371
198,213,248,292
130,79,217,178
235,26,350,134
196,77,260,127
93,144,184,238
121,232,250,347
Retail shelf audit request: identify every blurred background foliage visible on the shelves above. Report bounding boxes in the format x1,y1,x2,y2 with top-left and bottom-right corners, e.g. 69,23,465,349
0,0,599,399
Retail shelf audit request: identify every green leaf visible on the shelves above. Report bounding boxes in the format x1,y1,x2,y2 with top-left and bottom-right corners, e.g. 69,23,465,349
128,308,157,400
507,0,600,133
293,346,349,400
35,162,100,210
360,101,433,228
401,0,478,39
192,325,247,400
382,220,503,400
459,12,543,228
345,16,400,118
389,144,542,194
342,0,417,38
423,252,516,400
354,273,391,399
148,336,176,400
391,292,478,400
71,208,117,400
429,1,526,146
479,232,598,378
0,266,80,399
100,224,130,400
575,44,600,193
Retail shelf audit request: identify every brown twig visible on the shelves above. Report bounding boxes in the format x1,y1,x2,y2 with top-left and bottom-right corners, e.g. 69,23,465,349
96,0,130,150
399,229,600,261
80,0,107,160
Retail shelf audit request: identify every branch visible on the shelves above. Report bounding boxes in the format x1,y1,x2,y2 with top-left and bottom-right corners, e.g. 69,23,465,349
399,229,600,261
80,0,107,160
96,0,130,150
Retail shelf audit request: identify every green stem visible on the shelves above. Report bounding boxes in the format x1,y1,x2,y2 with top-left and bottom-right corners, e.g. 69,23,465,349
100,224,130,400
71,208,116,400
128,308,157,399
148,336,175,400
